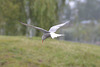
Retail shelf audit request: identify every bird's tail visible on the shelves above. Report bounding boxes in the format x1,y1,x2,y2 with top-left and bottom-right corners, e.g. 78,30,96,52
50,32,64,39
57,34,64,37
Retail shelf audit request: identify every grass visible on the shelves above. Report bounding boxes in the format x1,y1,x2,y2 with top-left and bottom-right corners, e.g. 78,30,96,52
0,36,100,67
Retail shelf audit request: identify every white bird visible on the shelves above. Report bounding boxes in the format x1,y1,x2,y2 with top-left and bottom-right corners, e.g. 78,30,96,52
20,21,70,43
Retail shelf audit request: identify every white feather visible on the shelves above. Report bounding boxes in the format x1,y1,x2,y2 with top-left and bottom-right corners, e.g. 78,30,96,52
50,32,64,39
49,21,70,32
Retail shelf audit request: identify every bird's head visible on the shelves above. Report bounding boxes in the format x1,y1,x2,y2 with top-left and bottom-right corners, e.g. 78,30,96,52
42,35,47,43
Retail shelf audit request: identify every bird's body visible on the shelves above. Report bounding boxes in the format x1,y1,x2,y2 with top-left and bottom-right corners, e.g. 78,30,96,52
42,33,51,40
20,21,70,43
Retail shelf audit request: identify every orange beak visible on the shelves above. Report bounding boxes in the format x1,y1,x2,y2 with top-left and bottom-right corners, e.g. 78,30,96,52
42,40,43,44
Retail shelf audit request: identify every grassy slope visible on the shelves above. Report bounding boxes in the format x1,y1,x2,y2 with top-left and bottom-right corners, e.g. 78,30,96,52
0,36,100,67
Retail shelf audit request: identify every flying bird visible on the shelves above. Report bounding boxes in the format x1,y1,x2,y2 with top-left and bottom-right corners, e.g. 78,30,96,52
20,21,70,43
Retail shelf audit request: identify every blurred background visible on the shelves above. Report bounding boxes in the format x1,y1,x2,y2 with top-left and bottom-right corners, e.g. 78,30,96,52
0,0,100,45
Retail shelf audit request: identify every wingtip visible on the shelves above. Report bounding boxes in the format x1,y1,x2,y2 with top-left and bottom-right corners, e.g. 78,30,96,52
19,21,23,24
19,21,25,25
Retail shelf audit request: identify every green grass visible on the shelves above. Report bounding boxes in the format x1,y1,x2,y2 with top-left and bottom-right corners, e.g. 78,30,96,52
0,36,100,67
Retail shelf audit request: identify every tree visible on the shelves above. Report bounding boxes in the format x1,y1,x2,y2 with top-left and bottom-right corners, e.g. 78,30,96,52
0,0,58,36
30,0,58,36
0,0,25,35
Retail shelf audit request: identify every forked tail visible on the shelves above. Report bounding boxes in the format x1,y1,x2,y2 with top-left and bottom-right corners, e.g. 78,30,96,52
50,32,64,39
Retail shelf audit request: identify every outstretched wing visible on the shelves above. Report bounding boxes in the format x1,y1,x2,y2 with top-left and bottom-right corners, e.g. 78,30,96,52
20,22,49,33
49,21,70,32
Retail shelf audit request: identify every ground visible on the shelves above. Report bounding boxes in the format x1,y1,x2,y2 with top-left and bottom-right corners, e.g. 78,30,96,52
0,36,100,67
